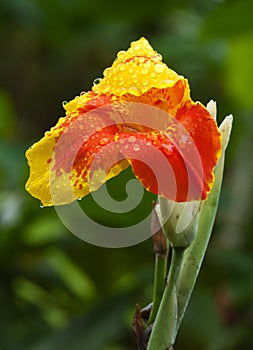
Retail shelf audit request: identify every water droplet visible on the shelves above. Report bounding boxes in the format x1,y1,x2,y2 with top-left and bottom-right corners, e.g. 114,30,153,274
146,142,151,146
100,137,109,145
119,65,125,71
128,135,136,143
150,72,156,78
40,204,44,208
163,144,173,155
117,50,126,58
119,87,127,94
179,135,189,148
80,91,86,95
133,144,140,151
159,79,174,88
103,86,111,93
128,67,134,74
150,134,158,141
134,44,141,51
93,78,101,85
103,68,110,76
142,68,149,75
153,53,162,61
129,86,140,95
155,64,164,73
62,100,68,106
77,197,82,201
119,139,125,144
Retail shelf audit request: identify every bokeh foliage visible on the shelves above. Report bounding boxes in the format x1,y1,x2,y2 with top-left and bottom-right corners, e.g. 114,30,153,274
0,0,253,349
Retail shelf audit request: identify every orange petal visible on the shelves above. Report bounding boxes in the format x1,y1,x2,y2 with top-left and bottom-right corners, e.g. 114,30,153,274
174,101,222,196
114,100,221,201
115,131,203,202
25,93,128,206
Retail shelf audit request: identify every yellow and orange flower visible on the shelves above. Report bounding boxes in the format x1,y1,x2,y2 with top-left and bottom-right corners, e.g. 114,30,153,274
25,37,221,207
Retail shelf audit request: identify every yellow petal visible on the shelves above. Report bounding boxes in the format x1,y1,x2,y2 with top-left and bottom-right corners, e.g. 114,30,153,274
92,37,186,96
25,117,66,206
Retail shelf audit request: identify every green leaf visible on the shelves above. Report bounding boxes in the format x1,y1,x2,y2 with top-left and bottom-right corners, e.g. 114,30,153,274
225,32,253,108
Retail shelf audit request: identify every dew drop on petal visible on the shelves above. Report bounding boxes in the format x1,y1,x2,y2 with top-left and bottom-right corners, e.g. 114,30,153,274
155,64,164,73
133,144,140,151
103,85,111,93
103,68,110,76
163,144,173,155
119,87,127,94
80,91,86,95
159,79,175,88
40,204,44,208
129,86,141,95
150,134,158,141
93,78,102,85
178,135,189,148
117,50,126,58
62,100,68,106
144,61,151,69
128,135,136,143
99,137,109,145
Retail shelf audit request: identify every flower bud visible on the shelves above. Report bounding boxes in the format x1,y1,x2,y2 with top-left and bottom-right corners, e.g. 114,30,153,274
156,197,202,248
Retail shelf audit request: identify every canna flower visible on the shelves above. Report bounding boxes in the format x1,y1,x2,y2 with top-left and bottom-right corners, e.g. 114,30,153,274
25,38,221,207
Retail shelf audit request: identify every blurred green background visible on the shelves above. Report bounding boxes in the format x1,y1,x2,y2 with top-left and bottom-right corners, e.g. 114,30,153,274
1,0,253,349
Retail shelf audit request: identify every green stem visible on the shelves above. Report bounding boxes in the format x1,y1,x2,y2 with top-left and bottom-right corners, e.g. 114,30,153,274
176,151,225,333
175,115,232,335
147,248,185,350
148,252,168,324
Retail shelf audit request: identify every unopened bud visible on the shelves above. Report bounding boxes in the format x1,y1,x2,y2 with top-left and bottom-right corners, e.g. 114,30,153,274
157,198,202,248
